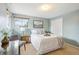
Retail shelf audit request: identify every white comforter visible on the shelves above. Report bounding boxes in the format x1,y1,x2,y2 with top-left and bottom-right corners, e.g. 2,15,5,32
31,34,64,54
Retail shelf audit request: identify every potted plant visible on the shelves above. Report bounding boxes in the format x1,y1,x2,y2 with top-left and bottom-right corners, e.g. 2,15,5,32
1,32,9,47
0,28,9,54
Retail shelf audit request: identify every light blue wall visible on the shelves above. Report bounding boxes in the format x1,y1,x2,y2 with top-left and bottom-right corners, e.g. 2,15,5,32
63,10,79,43
27,18,50,35
12,13,51,36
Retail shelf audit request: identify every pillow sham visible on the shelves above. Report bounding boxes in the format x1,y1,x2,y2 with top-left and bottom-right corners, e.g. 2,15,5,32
31,29,45,35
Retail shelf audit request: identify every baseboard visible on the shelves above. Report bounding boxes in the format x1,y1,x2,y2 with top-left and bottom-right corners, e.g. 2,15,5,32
63,37,79,47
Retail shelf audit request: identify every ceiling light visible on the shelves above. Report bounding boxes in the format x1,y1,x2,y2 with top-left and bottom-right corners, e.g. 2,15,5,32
40,4,52,11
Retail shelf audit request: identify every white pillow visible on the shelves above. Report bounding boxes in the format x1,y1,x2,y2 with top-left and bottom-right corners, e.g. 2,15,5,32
31,29,45,34
31,29,38,34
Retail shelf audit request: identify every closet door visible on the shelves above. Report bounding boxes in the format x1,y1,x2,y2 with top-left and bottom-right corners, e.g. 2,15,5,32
50,17,63,36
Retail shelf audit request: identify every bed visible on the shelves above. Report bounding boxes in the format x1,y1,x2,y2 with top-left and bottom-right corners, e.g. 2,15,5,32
31,29,64,54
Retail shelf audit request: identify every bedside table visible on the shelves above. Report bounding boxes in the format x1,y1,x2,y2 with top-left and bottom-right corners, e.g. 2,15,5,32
21,36,30,43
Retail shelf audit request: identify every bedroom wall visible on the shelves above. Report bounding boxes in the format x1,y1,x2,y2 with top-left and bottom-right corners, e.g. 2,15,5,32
0,15,10,41
12,14,50,35
63,10,79,45
0,4,8,30
28,18,50,31
0,4,11,41
27,18,50,35
49,10,79,46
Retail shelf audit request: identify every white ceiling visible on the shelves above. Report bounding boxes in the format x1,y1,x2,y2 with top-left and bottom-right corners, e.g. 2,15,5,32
6,3,79,18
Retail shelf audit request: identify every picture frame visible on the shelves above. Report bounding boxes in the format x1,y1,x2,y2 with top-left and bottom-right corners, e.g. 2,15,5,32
33,20,43,28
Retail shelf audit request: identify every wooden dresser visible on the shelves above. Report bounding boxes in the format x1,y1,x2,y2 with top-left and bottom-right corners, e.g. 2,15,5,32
21,36,30,43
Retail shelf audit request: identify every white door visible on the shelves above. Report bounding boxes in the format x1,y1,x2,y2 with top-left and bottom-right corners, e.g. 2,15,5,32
50,17,63,36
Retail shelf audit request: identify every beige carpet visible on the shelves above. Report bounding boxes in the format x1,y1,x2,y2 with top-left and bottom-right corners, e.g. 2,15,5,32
20,43,79,55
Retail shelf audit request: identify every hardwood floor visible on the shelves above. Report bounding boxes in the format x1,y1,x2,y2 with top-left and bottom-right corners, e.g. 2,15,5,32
20,43,79,55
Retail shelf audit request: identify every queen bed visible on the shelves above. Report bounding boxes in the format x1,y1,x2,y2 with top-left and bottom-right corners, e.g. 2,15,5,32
31,29,64,54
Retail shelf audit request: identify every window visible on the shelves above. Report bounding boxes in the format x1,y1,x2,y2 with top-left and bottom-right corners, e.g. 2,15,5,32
13,18,29,35
15,19,28,27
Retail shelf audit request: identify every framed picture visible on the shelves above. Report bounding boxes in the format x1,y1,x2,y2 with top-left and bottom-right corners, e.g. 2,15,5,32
33,20,43,28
